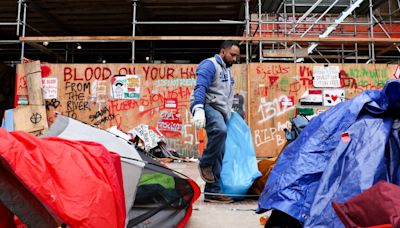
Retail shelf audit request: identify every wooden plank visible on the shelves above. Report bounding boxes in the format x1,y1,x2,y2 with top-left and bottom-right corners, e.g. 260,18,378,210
13,105,48,134
25,61,44,105
263,49,309,58
25,60,41,74
27,72,44,105
20,36,243,41
262,50,370,59
20,36,400,43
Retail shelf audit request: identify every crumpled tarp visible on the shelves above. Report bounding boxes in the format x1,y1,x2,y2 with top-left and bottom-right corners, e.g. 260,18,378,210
257,79,400,227
0,129,126,228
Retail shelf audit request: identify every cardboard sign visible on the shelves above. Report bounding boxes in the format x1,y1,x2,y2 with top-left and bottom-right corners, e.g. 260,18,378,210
42,78,58,99
13,105,48,134
313,66,340,87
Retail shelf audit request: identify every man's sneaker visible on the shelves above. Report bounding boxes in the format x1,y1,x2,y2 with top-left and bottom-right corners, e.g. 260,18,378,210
204,195,234,204
198,165,215,183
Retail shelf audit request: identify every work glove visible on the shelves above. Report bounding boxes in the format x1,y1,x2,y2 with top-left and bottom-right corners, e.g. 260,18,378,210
192,108,206,129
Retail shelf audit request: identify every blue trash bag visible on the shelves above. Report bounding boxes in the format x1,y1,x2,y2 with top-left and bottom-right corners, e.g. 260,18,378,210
220,112,261,199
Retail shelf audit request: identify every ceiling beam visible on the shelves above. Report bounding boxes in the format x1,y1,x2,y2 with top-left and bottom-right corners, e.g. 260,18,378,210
27,0,78,34
20,35,400,43
144,3,239,8
26,43,66,62
141,0,243,3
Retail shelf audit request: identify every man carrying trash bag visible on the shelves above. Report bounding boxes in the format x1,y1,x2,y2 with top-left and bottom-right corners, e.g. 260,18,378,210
190,40,240,203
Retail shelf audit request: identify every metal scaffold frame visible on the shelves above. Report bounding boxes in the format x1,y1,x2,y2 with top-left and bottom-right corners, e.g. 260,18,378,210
251,0,400,63
2,0,400,63
5,0,249,63
0,0,25,61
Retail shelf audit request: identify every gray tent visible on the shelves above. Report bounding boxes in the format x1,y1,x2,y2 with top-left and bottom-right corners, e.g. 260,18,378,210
42,115,144,225
42,115,199,228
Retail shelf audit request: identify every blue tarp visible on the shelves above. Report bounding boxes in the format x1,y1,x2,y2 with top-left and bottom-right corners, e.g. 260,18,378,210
257,80,400,227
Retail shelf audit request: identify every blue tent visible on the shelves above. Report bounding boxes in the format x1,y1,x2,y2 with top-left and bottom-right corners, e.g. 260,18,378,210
257,80,400,227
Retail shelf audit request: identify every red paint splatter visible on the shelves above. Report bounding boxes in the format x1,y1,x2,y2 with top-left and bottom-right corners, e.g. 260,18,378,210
269,76,279,86
41,65,51,77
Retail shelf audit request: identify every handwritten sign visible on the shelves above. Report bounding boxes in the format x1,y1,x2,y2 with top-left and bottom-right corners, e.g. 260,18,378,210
313,66,340,87
42,78,58,99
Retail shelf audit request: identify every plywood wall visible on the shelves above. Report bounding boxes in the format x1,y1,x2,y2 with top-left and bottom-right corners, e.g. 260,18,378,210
15,63,399,157
16,63,247,158
248,63,398,157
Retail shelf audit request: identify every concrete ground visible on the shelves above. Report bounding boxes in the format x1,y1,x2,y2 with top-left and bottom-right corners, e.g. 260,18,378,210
166,161,263,228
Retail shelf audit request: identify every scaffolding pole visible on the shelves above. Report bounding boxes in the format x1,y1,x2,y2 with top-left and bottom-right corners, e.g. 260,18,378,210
16,0,22,36
0,22,19,26
135,21,245,25
292,0,296,62
245,0,250,63
258,0,262,62
250,20,371,25
131,0,137,64
284,1,287,47
20,36,400,43
369,0,375,63
20,0,26,61
353,10,358,64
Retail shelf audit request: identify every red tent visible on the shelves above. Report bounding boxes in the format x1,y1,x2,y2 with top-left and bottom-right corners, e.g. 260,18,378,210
0,128,125,228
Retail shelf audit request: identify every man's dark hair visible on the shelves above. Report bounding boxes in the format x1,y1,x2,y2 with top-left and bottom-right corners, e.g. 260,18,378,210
220,40,240,50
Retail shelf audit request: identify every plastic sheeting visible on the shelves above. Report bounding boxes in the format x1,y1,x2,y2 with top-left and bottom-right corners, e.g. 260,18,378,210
221,112,261,199
0,129,126,228
257,80,400,227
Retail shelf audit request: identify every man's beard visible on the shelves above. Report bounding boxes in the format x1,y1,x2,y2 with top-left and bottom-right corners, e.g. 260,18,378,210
222,56,233,67
226,62,233,67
